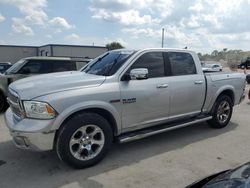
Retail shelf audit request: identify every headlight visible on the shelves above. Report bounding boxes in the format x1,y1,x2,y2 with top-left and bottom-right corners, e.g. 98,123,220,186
23,101,56,119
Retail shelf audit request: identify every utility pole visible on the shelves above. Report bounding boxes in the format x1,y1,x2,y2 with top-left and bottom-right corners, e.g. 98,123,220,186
161,28,164,48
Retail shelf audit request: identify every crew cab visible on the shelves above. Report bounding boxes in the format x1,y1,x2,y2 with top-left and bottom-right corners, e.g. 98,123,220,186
0,56,91,111
4,48,245,168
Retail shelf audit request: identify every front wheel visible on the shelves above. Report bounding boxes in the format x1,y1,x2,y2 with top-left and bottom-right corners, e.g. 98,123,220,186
56,113,113,169
207,95,233,128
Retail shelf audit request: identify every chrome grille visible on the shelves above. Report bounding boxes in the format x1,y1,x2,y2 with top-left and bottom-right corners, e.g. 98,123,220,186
7,89,22,117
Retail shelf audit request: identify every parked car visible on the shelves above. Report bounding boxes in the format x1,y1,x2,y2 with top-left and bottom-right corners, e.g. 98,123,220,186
186,162,250,188
4,48,245,168
202,63,222,72
238,57,250,69
0,56,91,111
0,62,12,74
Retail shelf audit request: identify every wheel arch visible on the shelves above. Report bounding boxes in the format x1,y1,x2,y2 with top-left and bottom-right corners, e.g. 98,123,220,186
217,89,235,104
209,87,235,114
60,108,118,135
51,101,121,139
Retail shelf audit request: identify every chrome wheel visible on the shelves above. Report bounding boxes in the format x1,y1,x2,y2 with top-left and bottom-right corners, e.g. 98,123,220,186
217,101,231,124
69,124,105,161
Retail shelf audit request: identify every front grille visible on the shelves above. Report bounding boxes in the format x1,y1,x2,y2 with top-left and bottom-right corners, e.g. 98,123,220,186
7,89,22,117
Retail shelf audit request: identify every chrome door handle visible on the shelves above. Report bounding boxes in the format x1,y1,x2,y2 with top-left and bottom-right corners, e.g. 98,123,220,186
156,84,168,89
194,80,204,84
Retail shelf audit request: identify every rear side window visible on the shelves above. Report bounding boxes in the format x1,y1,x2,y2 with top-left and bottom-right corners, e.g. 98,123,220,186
168,52,196,76
130,52,165,78
51,61,76,72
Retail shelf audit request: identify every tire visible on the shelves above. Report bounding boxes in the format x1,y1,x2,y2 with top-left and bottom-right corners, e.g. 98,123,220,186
0,93,7,112
246,77,250,84
207,95,233,129
56,113,113,169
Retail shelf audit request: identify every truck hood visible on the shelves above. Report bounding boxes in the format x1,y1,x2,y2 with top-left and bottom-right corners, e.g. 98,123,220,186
9,71,106,99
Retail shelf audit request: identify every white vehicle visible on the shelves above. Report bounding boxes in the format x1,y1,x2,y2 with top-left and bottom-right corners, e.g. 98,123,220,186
202,64,223,72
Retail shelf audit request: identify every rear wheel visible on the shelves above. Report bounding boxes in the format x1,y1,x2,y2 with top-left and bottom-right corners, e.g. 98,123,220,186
56,113,113,169
207,95,233,128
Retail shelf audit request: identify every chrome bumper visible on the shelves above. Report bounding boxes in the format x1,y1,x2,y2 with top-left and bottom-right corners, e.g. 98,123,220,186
4,108,55,151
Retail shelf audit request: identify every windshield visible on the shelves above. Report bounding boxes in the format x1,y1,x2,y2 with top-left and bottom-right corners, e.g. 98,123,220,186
5,59,26,75
83,50,136,76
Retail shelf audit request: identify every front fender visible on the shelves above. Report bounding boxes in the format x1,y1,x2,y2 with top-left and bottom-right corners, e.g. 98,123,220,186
50,100,122,135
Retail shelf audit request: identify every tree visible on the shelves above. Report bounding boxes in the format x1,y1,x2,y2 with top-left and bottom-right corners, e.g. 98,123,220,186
211,50,219,56
106,42,124,51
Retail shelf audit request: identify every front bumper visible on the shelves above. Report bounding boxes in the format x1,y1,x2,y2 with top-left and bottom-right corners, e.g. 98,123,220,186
4,108,56,151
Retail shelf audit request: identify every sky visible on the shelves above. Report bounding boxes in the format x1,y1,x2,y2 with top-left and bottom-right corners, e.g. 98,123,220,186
0,0,250,53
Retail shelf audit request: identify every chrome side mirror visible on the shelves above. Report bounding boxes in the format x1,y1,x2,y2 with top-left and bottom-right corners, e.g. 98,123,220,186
130,68,148,80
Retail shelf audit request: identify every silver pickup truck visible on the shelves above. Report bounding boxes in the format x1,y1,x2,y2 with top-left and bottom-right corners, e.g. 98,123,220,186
4,48,245,168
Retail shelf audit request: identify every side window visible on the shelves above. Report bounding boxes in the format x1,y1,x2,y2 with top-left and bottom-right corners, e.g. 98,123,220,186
213,65,219,68
18,61,52,74
168,52,197,76
52,61,76,72
0,65,4,71
18,61,41,74
130,52,165,78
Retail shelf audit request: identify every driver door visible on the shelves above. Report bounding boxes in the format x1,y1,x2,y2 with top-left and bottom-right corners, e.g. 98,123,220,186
119,51,171,132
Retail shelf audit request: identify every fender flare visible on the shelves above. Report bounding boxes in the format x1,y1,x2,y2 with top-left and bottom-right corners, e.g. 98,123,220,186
51,100,122,135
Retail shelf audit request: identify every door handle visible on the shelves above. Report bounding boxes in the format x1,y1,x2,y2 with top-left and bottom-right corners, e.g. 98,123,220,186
156,84,168,89
194,80,204,84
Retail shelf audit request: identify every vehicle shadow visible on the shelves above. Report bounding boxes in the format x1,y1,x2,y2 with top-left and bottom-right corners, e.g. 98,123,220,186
0,121,238,188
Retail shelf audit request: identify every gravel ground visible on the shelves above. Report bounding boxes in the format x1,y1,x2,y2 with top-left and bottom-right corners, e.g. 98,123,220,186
0,85,249,188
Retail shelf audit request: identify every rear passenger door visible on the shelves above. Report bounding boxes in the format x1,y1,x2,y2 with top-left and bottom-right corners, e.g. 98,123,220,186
166,52,206,119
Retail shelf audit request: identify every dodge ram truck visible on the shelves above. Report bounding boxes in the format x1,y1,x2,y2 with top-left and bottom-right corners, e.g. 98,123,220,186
4,48,246,168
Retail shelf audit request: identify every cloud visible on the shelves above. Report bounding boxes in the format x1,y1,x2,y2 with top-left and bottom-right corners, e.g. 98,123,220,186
89,0,172,26
122,28,161,38
0,13,5,22
64,33,127,47
0,0,74,36
45,34,52,38
90,9,160,26
11,18,34,36
1,0,48,25
89,0,250,52
64,33,80,41
49,17,74,30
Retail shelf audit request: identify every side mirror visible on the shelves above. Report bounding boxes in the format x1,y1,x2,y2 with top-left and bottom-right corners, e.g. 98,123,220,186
130,68,148,80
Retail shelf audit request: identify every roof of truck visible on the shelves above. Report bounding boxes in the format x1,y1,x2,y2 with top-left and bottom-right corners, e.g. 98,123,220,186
24,56,71,61
111,48,195,53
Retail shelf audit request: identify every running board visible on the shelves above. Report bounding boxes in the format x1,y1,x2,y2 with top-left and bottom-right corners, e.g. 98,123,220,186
118,116,212,143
